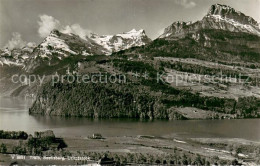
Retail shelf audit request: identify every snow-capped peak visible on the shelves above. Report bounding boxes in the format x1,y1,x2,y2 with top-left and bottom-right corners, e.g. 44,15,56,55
37,29,77,59
30,28,151,61
129,28,138,33
90,29,151,54
2,28,151,69
127,29,145,34
116,29,146,39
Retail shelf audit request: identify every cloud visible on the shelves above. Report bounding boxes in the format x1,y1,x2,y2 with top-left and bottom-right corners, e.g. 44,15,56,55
38,14,60,38
5,32,27,49
61,24,92,39
26,42,37,48
174,0,196,8
37,14,91,39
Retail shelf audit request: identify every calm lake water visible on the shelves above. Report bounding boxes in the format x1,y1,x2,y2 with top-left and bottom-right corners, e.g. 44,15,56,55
0,97,260,141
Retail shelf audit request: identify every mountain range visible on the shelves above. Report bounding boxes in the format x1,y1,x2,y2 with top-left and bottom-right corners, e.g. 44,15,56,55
1,29,150,67
1,4,260,119
1,4,260,68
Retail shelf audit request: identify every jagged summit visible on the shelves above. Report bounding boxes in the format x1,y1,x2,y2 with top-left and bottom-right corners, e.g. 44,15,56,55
159,21,191,38
128,28,139,33
206,4,259,26
124,29,145,34
159,4,260,39
207,4,240,16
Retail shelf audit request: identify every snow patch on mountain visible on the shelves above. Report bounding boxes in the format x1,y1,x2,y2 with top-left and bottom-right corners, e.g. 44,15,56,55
38,32,77,58
82,50,92,56
205,14,260,35
90,29,151,54
0,45,36,66
0,57,24,66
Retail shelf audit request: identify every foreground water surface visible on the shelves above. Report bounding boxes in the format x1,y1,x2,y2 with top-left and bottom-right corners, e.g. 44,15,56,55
0,97,260,141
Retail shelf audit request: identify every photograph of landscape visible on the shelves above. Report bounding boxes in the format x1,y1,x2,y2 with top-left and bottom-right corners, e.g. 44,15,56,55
0,0,260,165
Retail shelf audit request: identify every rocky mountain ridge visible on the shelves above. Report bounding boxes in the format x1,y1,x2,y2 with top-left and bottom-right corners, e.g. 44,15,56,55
159,4,260,38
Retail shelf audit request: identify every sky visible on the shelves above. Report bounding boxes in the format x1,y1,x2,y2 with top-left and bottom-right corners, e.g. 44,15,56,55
0,0,260,49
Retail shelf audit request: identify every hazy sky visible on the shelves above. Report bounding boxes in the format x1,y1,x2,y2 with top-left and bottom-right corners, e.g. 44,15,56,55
0,0,260,48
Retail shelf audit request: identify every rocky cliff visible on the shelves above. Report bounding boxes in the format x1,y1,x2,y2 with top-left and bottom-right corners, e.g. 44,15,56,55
159,4,260,39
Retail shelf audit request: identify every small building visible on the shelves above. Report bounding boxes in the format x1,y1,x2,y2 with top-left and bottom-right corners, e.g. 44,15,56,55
92,133,102,139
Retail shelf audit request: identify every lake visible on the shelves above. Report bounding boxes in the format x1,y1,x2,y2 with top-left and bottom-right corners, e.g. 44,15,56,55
0,97,260,141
